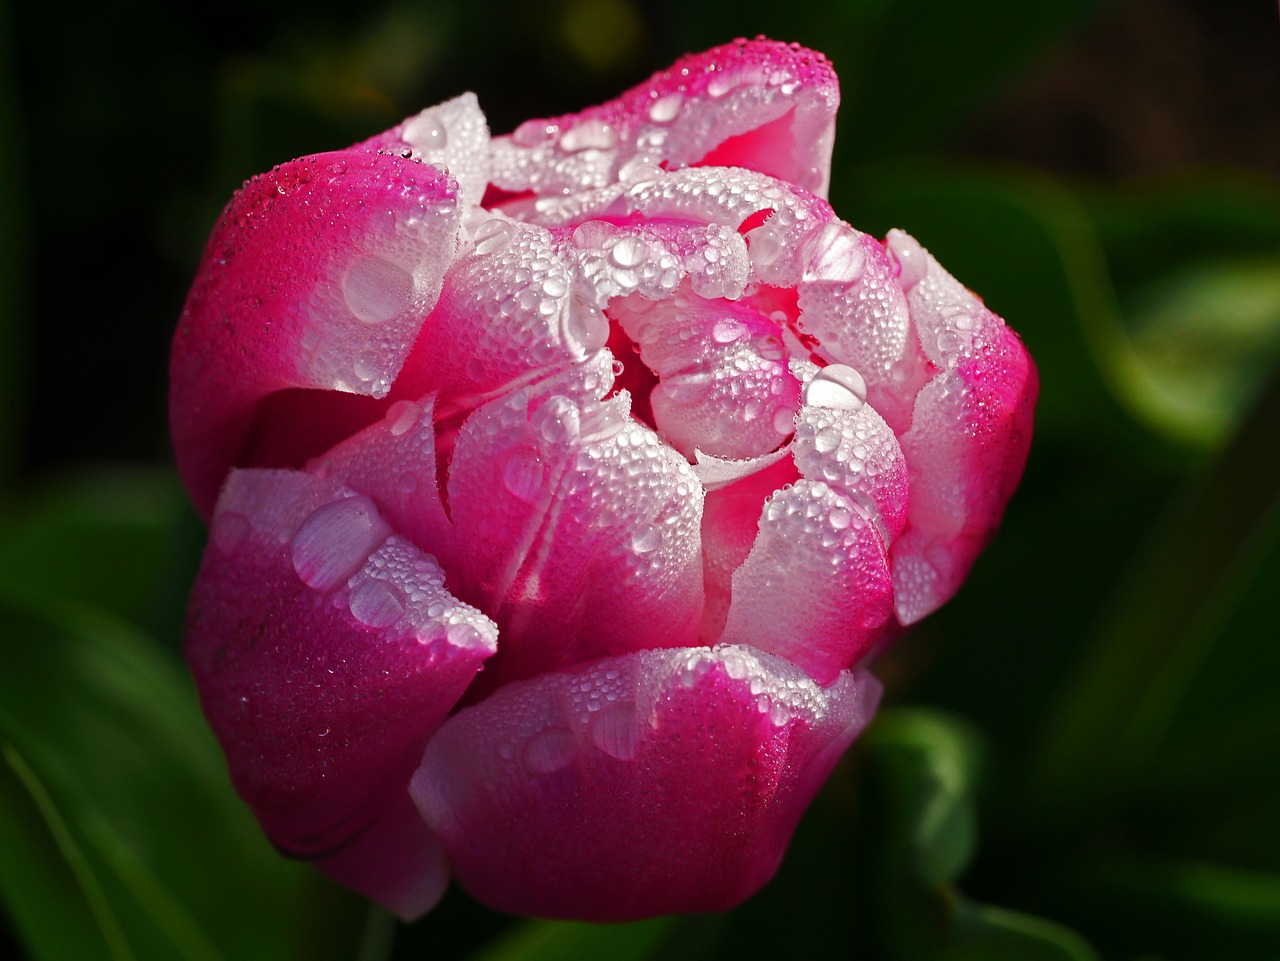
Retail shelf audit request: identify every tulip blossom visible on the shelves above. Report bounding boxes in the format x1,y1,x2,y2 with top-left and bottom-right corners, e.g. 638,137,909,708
171,38,1036,922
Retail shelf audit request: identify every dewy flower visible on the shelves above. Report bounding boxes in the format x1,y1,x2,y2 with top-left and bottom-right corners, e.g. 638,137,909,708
171,38,1036,922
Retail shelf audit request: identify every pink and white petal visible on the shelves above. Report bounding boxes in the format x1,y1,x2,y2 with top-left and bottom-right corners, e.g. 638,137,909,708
447,367,704,687
718,480,893,682
310,392,454,568
699,455,800,643
171,152,462,518
887,231,1038,623
412,645,880,920
792,365,910,545
612,291,799,460
186,468,496,913
356,93,492,207
489,38,839,200
391,220,603,410
795,224,929,432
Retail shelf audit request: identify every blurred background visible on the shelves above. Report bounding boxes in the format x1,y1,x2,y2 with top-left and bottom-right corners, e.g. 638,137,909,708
1,0,1277,958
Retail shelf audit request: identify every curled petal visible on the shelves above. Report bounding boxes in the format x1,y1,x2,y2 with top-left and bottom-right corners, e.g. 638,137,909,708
886,231,1038,622
171,152,462,517
490,37,839,199
447,363,704,687
719,480,893,682
412,645,881,920
186,468,496,916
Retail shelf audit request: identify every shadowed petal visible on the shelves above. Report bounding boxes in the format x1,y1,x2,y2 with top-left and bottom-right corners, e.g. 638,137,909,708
186,468,496,917
171,152,462,518
412,645,881,920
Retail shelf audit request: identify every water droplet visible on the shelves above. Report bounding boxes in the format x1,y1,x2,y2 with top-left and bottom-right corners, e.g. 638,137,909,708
534,396,581,444
772,406,796,435
512,119,556,147
611,236,647,268
211,511,250,554
560,298,609,355
409,113,455,150
589,702,638,760
630,525,661,554
803,365,867,411
541,274,568,298
559,118,617,152
445,621,487,650
711,317,747,344
343,256,415,324
503,446,544,502
473,218,515,256
829,506,852,530
522,726,577,774
385,400,420,435
707,73,733,98
813,425,841,452
349,577,406,629
571,220,618,249
887,230,928,289
648,92,684,123
291,496,392,593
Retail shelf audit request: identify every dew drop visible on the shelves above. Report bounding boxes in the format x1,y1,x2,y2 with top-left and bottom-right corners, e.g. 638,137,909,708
403,114,448,150
512,119,556,147
803,365,867,411
589,702,638,760
534,396,581,444
772,406,797,435
572,219,618,249
560,298,610,355
610,235,647,268
711,317,747,344
630,525,662,554
291,496,392,593
559,118,617,152
342,256,415,324
385,399,420,435
813,425,841,452
522,726,577,774
472,218,516,256
349,577,406,629
648,92,683,123
445,622,488,650
503,446,544,502
829,506,852,531
707,73,734,98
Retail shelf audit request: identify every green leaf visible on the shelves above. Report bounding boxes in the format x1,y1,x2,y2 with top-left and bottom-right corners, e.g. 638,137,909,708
867,708,983,887
942,899,1100,961
465,917,674,961
0,590,363,961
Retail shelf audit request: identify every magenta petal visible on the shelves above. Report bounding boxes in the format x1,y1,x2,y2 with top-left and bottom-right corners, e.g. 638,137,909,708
489,38,839,199
412,646,881,920
186,468,496,915
171,152,462,518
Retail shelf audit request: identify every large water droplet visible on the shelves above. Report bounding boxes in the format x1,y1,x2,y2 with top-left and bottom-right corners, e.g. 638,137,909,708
648,92,683,123
385,400,420,436
630,525,661,554
534,396,581,445
473,218,516,256
503,446,544,502
803,365,867,411
522,726,577,774
813,425,841,452
343,256,415,324
711,317,747,344
887,229,928,289
559,118,617,152
512,119,556,147
610,235,647,268
589,702,638,760
403,114,448,151
349,577,406,629
291,496,392,593
560,298,609,355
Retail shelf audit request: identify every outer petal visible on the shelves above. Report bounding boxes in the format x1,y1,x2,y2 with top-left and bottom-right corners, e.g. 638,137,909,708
885,231,1038,623
186,468,496,918
490,38,839,199
171,152,462,518
412,645,881,920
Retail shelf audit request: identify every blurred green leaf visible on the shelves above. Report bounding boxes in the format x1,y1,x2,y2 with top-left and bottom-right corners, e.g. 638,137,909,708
465,917,673,961
942,899,1099,961
868,709,983,887
0,469,201,644
0,590,362,961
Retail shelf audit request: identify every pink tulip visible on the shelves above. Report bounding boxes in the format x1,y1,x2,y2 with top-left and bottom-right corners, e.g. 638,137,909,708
172,38,1036,922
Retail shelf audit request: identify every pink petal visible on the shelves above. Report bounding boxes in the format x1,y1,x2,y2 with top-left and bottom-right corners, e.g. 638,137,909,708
489,38,839,200
411,645,881,920
171,152,462,518
719,480,894,682
186,468,496,916
446,362,704,689
885,231,1038,622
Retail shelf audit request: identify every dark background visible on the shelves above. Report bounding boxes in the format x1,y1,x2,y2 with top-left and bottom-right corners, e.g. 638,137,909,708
2,2,1278,960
